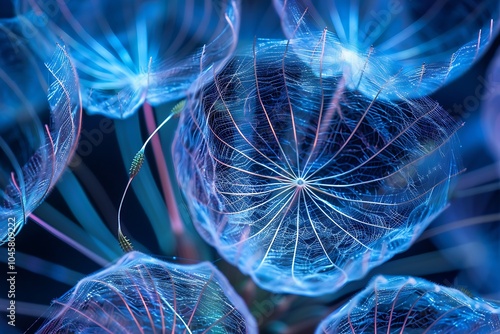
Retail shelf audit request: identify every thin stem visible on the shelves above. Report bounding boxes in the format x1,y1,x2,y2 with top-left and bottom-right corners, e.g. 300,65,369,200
117,178,134,252
143,102,184,235
142,104,175,151
29,214,109,267
455,162,500,191
117,101,183,250
0,299,50,318
417,213,500,242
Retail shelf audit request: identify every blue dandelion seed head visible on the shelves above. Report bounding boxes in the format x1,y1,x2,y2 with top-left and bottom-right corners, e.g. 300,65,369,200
273,0,500,100
173,39,462,296
0,39,81,245
37,251,257,333
15,0,241,119
316,275,500,333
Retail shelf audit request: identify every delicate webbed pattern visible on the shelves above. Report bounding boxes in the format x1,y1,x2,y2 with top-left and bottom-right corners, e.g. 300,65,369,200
316,275,500,333
0,40,81,245
173,40,461,296
273,0,500,100
16,0,240,118
37,251,257,333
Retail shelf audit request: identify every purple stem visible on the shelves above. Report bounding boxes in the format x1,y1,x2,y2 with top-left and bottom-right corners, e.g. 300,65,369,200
29,214,109,267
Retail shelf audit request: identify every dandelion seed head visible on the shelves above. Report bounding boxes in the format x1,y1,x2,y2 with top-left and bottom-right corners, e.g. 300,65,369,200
37,251,257,333
316,275,500,333
274,0,500,100
16,0,241,118
0,39,81,245
174,40,461,296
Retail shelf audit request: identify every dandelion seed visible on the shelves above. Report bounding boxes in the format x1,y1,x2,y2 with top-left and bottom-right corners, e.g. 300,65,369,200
117,101,186,253
316,275,500,333
16,0,240,118
273,0,500,100
36,251,257,333
0,23,81,244
174,39,462,296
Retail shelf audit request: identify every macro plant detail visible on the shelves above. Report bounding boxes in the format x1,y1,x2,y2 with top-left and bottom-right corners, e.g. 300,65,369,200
0,35,81,244
273,0,500,100
0,0,499,333
316,275,500,333
37,251,257,333
174,39,462,296
15,0,240,118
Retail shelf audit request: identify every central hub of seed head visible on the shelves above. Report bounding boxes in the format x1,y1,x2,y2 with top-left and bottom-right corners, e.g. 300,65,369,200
295,178,306,188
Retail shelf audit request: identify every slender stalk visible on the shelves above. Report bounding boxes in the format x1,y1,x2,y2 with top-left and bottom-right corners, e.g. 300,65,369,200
143,102,184,235
30,214,109,267
117,100,184,251
418,213,500,241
